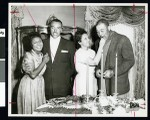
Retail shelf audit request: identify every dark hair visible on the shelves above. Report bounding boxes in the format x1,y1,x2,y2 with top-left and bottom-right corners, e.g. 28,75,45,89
95,19,109,27
74,28,87,49
30,33,42,51
29,32,42,43
23,32,42,51
49,19,63,27
47,19,63,34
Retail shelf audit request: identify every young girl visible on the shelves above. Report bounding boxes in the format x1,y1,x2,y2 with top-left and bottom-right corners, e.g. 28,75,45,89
17,33,49,114
73,30,98,97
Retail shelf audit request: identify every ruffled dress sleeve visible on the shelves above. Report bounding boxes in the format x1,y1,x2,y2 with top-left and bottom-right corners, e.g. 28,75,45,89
22,52,35,74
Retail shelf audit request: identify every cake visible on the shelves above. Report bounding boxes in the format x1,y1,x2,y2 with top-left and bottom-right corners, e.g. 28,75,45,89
37,96,93,114
35,106,92,114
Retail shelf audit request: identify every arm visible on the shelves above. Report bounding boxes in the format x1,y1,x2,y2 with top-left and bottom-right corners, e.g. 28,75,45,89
87,38,105,66
92,45,103,65
23,53,49,79
29,54,49,79
113,37,135,76
83,48,101,66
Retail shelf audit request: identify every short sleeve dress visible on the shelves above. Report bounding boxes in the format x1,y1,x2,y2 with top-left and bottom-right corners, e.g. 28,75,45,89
17,50,46,114
73,48,98,97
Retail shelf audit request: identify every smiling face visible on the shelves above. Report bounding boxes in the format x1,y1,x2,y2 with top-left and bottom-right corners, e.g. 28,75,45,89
50,21,62,39
31,37,43,52
96,23,109,38
79,33,91,49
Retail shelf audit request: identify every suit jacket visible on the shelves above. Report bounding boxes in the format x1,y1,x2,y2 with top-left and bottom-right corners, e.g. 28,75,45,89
95,31,135,95
42,36,76,99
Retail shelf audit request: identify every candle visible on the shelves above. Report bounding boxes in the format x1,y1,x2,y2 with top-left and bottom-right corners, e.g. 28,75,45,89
101,50,104,91
115,53,118,94
86,64,89,97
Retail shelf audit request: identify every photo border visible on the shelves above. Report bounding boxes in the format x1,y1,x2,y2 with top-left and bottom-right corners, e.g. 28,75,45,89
8,3,148,117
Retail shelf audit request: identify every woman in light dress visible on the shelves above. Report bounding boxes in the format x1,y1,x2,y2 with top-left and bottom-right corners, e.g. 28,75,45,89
73,30,98,97
17,33,49,114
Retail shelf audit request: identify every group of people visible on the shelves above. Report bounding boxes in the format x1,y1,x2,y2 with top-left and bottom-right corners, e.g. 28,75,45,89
17,18,135,114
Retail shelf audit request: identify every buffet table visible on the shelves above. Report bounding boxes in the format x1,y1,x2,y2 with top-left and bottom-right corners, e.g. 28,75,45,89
33,96,147,117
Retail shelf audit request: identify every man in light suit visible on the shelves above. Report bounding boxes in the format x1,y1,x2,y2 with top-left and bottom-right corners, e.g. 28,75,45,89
95,19,135,97
42,19,76,99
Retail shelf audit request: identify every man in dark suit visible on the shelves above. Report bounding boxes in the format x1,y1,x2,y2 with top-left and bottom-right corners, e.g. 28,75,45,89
42,19,76,99
95,19,135,97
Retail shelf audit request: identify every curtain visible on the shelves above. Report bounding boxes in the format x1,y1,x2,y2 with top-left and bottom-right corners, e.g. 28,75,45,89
11,6,24,95
133,23,145,99
122,6,145,25
85,6,145,99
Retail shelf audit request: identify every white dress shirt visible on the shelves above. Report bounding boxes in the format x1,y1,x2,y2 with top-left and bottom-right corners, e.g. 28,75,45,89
50,36,61,62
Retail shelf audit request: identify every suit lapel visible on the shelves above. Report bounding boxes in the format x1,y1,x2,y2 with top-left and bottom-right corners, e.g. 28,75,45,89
46,36,52,63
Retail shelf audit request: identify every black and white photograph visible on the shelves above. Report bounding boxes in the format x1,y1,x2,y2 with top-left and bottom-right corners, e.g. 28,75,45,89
8,3,148,117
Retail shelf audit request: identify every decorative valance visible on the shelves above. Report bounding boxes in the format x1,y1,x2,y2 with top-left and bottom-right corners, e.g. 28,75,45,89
122,7,145,25
85,6,145,26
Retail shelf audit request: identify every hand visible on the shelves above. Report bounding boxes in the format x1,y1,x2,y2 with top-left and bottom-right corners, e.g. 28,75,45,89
103,70,114,78
96,69,101,78
99,38,106,47
43,53,49,64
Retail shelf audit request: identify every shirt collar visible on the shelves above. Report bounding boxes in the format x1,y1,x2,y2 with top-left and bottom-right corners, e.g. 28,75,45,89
50,36,61,41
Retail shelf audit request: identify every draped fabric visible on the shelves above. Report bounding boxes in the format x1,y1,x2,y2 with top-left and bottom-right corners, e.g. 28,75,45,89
133,24,145,99
85,6,145,26
86,6,122,23
85,6,145,99
122,7,145,25
11,6,24,94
